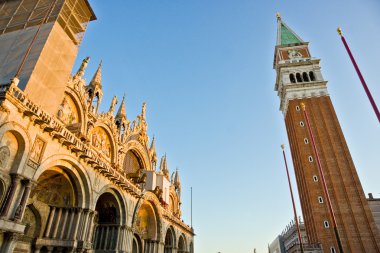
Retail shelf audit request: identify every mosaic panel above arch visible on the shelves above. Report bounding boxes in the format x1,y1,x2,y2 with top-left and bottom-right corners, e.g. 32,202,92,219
57,94,79,126
31,168,76,207
135,202,157,240
90,127,112,159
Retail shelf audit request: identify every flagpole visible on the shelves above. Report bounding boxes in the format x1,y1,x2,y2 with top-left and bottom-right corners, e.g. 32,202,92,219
301,102,344,253
191,186,193,228
337,27,380,124
11,0,59,86
281,144,304,253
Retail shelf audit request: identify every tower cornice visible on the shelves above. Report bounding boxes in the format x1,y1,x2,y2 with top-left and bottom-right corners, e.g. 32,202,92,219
278,80,328,115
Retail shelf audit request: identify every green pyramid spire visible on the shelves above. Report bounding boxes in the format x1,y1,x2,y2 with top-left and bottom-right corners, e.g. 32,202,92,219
276,14,304,46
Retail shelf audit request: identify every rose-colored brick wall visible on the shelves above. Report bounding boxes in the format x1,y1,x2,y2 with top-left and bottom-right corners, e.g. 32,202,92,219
285,97,380,253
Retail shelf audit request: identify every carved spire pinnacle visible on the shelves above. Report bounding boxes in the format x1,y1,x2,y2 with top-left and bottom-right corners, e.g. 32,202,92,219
174,168,181,187
174,168,181,200
150,135,156,152
150,136,157,168
74,56,90,79
90,61,102,89
141,101,147,121
116,94,127,124
159,154,169,180
108,96,118,115
86,61,103,114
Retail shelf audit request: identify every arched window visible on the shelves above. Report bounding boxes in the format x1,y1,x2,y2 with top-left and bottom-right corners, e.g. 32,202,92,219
178,236,186,253
164,229,175,253
303,72,309,82
289,73,296,83
296,73,303,82
309,71,316,81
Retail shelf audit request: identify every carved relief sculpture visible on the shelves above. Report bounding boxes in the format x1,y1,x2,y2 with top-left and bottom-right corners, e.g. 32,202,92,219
29,137,45,163
287,49,303,59
108,96,118,115
90,127,112,159
0,146,10,169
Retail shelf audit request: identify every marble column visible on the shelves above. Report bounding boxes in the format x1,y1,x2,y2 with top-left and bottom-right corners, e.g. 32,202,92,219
58,208,69,239
86,210,97,243
0,174,22,218
125,227,134,253
65,208,75,240
51,207,62,238
13,179,34,221
118,225,127,252
79,209,90,240
0,232,20,253
33,245,42,253
44,206,56,237
72,208,83,240
158,241,165,253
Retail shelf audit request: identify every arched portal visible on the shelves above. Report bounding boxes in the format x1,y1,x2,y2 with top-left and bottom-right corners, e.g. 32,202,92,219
134,201,160,252
132,234,142,253
93,191,122,251
164,228,175,253
20,167,82,252
178,235,186,253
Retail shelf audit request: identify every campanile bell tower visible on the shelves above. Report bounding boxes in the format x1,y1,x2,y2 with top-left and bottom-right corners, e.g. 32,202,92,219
274,14,380,252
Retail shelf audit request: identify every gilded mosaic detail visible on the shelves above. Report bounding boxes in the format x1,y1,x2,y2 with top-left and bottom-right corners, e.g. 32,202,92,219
90,127,112,159
57,95,79,125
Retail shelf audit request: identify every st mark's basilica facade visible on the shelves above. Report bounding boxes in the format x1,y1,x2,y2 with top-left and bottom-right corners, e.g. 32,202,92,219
0,0,194,252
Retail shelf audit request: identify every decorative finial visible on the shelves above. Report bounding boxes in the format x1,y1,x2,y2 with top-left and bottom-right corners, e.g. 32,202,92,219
300,102,306,111
337,27,343,36
276,12,281,20
141,101,146,119
281,144,285,150
109,95,118,114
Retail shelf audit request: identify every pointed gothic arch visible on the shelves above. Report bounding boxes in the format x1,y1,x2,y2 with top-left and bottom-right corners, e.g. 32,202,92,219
164,226,176,253
178,234,187,253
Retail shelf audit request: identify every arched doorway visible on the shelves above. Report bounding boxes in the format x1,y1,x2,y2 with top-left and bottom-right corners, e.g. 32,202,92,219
134,201,160,252
20,167,82,252
178,235,186,253
93,191,121,251
132,234,142,253
164,228,175,253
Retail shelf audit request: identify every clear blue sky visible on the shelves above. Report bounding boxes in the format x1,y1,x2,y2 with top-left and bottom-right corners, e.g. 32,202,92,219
76,1,380,252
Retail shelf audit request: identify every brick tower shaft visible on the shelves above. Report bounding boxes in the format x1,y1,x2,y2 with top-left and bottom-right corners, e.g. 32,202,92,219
274,14,380,253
